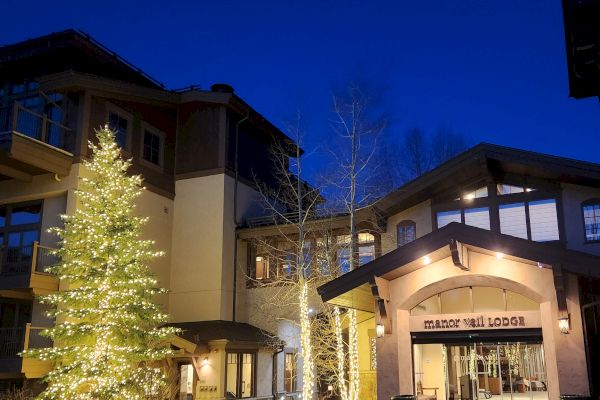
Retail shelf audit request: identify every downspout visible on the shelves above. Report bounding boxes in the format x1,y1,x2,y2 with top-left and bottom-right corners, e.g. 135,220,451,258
272,345,285,399
232,111,250,322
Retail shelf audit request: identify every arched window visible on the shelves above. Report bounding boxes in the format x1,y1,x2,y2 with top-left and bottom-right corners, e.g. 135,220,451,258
397,220,416,247
582,199,600,242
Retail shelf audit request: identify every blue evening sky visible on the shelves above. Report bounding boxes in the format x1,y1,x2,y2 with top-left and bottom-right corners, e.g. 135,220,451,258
2,0,599,181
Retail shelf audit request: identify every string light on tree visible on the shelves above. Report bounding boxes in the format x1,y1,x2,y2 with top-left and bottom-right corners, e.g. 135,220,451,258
24,126,179,400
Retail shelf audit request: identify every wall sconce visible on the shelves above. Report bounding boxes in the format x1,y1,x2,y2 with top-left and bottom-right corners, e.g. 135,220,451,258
202,356,209,366
558,315,570,334
376,323,385,338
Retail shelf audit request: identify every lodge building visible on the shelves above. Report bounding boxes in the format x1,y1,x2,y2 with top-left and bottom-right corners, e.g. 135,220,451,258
0,29,599,400
317,145,600,400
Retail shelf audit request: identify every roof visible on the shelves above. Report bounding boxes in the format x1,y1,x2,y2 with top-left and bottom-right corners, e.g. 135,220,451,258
372,142,600,217
0,29,164,89
168,320,282,347
317,222,600,305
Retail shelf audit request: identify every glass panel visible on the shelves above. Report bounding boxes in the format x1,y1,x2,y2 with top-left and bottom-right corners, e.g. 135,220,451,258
143,130,161,165
397,221,416,247
241,353,254,397
285,353,297,392
583,204,600,241
472,287,505,312
0,206,5,228
255,256,267,280
441,287,472,314
179,364,193,400
464,186,488,199
358,232,374,243
358,244,375,266
108,112,128,149
10,204,41,225
529,199,559,242
464,207,490,230
226,353,238,398
497,184,525,195
499,203,528,239
437,210,461,228
338,248,351,274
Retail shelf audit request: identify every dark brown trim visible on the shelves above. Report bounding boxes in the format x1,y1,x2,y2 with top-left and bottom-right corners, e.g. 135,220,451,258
317,222,600,303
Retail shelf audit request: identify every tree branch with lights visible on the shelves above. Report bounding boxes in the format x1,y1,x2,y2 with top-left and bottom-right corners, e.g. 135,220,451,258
24,126,179,400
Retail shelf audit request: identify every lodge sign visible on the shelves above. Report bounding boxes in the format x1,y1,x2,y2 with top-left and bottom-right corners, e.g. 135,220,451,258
423,315,525,330
409,311,542,332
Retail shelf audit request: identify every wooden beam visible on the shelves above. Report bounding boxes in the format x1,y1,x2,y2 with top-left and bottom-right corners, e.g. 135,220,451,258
552,264,569,316
449,238,468,270
0,289,33,300
0,163,32,181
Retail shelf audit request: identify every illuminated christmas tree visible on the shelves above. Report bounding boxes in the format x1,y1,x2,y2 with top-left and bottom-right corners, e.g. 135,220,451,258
25,126,178,400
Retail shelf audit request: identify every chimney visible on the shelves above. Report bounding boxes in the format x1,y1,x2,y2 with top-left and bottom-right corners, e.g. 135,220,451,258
210,83,234,94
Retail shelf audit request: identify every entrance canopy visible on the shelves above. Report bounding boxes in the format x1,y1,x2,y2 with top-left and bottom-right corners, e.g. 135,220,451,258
317,222,600,312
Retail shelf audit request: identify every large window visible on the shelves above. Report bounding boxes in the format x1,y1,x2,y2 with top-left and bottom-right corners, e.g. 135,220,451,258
582,200,600,242
284,352,298,393
226,352,255,398
397,220,416,247
434,182,560,242
0,202,42,275
337,232,375,273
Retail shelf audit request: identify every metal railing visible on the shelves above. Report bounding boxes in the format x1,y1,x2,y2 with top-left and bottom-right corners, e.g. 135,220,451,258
0,102,70,149
0,327,25,358
0,241,57,276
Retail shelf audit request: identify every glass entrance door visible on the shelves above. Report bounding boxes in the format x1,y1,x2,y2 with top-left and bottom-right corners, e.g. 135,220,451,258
414,341,548,400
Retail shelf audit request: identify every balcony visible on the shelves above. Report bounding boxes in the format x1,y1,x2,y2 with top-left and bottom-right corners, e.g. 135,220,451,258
0,324,53,378
0,242,60,295
0,102,73,181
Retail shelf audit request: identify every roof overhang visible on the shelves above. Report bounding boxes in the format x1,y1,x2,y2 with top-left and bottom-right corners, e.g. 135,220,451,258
318,223,600,312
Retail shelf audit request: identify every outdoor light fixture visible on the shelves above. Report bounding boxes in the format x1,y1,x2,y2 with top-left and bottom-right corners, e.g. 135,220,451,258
327,385,333,392
202,356,209,366
496,252,504,260
423,256,431,265
537,262,544,269
558,315,570,334
376,323,385,338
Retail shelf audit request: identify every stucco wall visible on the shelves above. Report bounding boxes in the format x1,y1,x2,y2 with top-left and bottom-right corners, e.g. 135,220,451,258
376,252,589,399
383,200,432,254
561,183,600,256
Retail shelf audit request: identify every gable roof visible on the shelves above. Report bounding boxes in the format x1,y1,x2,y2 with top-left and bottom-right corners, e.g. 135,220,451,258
317,222,600,305
373,143,600,216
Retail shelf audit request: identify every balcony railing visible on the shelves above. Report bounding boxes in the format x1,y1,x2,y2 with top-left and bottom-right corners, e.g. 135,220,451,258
0,242,57,276
0,324,53,359
0,102,70,150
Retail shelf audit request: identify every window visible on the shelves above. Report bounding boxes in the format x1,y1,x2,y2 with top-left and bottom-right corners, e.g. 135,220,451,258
226,352,255,398
336,232,375,273
528,199,559,242
499,202,528,239
583,200,600,242
255,256,269,280
396,220,416,247
464,207,490,230
107,109,130,150
437,210,461,228
0,202,42,275
284,353,297,393
142,128,163,166
463,186,488,200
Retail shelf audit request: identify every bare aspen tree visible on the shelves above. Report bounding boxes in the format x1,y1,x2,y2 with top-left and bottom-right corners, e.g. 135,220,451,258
322,83,387,400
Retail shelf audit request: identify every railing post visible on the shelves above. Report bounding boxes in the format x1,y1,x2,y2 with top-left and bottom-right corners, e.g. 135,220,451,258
32,241,39,274
41,114,47,143
11,102,19,132
23,323,31,351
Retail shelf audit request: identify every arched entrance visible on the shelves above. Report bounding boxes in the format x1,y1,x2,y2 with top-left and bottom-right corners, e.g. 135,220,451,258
410,286,548,400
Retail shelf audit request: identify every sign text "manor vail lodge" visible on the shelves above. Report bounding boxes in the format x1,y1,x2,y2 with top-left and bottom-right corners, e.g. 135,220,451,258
423,315,526,330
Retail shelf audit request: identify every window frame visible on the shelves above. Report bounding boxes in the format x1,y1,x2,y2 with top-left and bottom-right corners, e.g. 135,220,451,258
396,220,417,248
0,201,44,275
581,199,600,244
105,103,133,153
284,351,298,393
432,180,563,242
139,122,165,171
225,351,257,399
